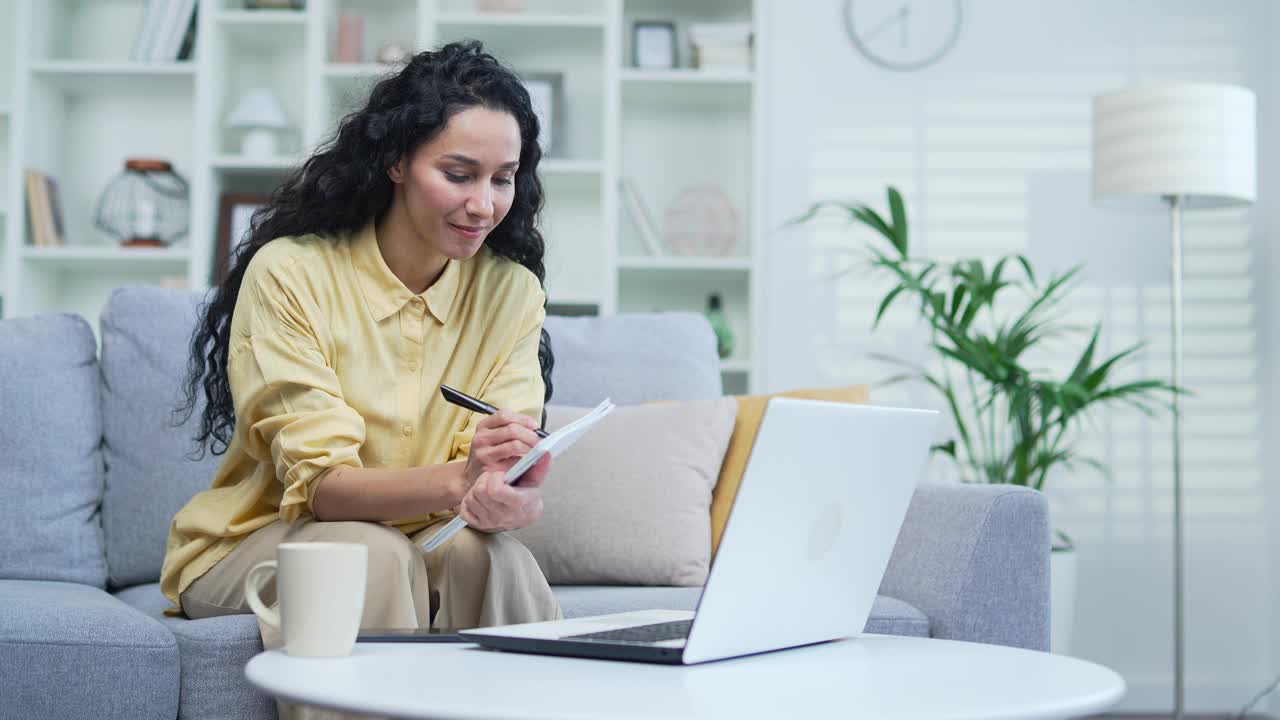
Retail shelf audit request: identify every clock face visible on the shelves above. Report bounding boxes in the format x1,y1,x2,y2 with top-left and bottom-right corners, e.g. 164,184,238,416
844,0,963,71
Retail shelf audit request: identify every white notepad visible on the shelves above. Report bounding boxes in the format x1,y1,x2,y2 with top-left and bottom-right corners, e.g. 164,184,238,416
420,398,616,553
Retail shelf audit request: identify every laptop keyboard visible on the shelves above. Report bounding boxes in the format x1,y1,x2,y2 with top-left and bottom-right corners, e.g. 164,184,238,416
564,619,693,644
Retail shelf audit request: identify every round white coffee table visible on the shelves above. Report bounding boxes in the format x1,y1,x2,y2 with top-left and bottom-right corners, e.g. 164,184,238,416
245,634,1124,719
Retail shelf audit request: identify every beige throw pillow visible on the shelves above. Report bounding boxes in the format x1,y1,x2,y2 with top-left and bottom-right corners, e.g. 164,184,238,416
511,397,737,587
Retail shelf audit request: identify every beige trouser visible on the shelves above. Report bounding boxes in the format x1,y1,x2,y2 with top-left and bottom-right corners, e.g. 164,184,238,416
181,516,562,720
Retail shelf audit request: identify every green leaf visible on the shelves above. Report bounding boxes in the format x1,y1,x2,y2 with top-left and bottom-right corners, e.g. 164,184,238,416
874,285,907,329
1015,254,1038,286
851,206,896,248
873,372,916,388
949,284,969,323
887,187,909,255
785,200,845,227
1066,327,1101,388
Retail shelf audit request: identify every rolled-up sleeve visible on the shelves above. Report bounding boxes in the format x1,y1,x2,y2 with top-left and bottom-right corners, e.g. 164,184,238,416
450,287,547,459
232,264,366,523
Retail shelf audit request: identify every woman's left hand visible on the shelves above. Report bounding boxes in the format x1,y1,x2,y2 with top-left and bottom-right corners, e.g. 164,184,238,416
459,454,551,532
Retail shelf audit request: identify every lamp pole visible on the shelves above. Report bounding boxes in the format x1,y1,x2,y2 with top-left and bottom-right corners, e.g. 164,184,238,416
1094,83,1254,720
1168,194,1185,720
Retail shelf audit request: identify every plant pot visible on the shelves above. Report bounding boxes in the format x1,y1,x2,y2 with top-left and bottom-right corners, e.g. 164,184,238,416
1050,538,1077,655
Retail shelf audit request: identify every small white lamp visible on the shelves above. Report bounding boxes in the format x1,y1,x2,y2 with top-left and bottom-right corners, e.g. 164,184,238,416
1091,82,1256,720
226,87,292,159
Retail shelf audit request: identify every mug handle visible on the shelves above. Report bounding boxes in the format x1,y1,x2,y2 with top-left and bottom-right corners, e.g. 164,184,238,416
243,560,281,633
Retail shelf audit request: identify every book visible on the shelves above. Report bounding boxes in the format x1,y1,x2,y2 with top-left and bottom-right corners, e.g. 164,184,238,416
176,3,199,61
43,176,66,247
151,0,196,62
24,169,53,247
130,0,166,62
619,178,664,256
420,397,617,553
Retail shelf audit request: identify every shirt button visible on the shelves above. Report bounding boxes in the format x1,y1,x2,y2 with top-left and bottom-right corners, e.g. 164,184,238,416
402,425,412,436
408,362,418,372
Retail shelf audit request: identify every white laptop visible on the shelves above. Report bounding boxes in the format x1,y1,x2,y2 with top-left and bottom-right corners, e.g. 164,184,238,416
459,397,940,665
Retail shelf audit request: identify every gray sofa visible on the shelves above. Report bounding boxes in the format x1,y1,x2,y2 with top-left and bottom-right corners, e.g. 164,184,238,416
0,286,1050,720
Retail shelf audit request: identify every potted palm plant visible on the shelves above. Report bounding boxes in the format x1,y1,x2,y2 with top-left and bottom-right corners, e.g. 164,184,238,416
793,187,1179,654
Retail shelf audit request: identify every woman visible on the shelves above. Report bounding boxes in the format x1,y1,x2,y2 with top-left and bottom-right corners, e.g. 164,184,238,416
160,41,562,649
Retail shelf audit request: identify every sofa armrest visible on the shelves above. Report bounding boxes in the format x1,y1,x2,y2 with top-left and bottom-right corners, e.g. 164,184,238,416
878,483,1050,651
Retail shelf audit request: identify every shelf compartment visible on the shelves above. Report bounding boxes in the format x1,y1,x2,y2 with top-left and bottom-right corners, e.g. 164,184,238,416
215,26,306,157
324,1,417,65
541,173,604,304
216,9,307,53
32,0,166,63
618,267,750,368
29,62,196,95
22,76,195,255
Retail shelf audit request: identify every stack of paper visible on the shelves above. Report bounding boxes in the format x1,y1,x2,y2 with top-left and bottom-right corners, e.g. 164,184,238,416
421,398,616,553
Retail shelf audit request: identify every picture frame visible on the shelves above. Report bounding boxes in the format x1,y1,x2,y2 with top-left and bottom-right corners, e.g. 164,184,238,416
632,20,677,69
520,72,564,158
215,192,271,285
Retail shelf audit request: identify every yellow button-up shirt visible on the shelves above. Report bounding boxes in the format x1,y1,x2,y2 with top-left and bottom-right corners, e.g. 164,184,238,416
159,222,546,614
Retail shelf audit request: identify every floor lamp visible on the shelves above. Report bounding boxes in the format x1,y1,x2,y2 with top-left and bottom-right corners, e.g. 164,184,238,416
1091,83,1256,719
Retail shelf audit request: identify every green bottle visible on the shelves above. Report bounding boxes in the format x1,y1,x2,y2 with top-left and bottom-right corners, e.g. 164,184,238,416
705,293,735,359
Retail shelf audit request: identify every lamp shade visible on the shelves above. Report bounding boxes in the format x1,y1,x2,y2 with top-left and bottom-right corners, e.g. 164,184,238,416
225,87,291,130
1092,83,1256,210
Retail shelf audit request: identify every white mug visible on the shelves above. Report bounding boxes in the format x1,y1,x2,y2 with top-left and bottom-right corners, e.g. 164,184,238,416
244,542,368,657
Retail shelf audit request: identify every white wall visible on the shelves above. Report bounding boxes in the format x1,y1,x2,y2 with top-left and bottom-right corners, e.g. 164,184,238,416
1264,3,1280,715
761,0,1275,713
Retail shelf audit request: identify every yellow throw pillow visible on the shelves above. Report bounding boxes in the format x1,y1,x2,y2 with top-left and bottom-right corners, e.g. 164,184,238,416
710,385,870,556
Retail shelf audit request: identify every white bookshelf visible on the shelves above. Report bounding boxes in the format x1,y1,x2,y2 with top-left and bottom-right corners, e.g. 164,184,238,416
0,0,765,392
22,246,191,265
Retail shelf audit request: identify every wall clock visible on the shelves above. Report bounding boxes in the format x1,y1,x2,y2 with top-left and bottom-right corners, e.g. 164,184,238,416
843,0,963,71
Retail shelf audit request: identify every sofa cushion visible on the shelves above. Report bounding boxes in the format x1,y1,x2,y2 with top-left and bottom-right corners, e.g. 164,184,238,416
0,314,108,587
512,398,737,587
100,287,221,588
554,585,703,617
0,580,178,720
543,313,722,405
114,583,274,720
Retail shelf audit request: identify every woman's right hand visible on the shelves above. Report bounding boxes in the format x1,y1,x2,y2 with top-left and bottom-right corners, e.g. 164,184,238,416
462,410,543,492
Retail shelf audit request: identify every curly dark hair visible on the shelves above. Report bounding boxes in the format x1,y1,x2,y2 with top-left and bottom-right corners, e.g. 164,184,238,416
177,40,554,457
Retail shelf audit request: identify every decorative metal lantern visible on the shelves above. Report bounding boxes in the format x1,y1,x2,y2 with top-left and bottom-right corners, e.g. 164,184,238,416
94,158,190,247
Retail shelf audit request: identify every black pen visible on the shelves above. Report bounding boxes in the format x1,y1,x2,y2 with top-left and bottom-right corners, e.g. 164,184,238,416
439,384,549,438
